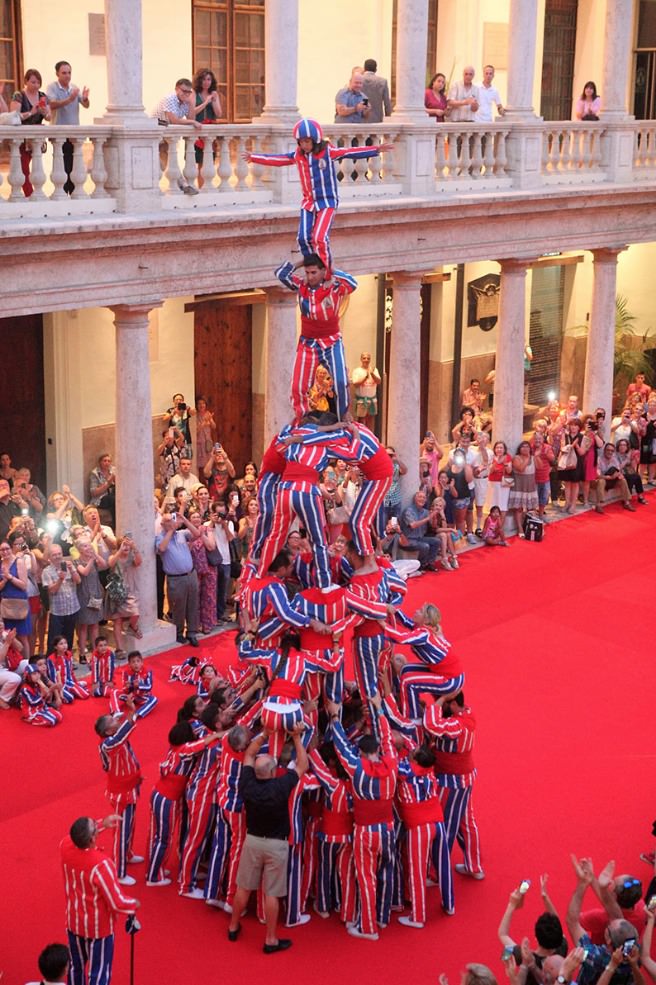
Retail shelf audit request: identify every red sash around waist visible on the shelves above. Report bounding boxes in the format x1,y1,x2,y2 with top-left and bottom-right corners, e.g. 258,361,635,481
106,770,142,796
360,447,394,480
269,679,302,700
283,463,319,484
300,314,340,340
398,797,444,828
354,619,384,639
434,749,474,774
321,810,354,836
155,773,188,800
353,797,394,826
300,628,333,651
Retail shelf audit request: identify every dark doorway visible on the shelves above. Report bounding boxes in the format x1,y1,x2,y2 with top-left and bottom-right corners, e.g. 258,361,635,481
193,300,253,474
0,313,46,489
541,0,578,120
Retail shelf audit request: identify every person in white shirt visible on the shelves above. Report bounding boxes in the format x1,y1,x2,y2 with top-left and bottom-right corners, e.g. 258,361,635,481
474,65,504,123
165,457,200,501
447,66,479,122
210,502,235,624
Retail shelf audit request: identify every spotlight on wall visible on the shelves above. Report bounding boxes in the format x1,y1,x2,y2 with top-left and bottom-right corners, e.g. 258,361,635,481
547,390,556,401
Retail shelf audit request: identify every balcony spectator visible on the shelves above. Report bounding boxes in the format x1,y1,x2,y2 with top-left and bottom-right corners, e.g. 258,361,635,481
447,66,479,122
334,71,372,124
361,58,391,123
474,65,505,122
163,393,196,457
154,80,201,195
46,60,90,195
194,396,217,466
191,69,222,187
89,453,116,527
425,72,448,121
575,81,601,121
10,69,50,197
462,378,487,415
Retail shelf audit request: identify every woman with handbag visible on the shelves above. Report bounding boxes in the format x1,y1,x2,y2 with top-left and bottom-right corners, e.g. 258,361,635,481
189,509,218,635
557,419,586,513
508,442,539,537
488,441,513,528
106,535,142,659
0,536,31,659
72,535,107,663
9,68,51,197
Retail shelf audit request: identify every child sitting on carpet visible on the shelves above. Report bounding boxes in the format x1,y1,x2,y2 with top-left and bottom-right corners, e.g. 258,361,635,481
169,653,211,686
91,635,116,698
20,663,64,726
482,506,508,547
110,650,157,719
46,635,89,703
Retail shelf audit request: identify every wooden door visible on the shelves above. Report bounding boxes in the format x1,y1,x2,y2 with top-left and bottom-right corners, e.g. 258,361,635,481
193,301,252,473
0,313,46,489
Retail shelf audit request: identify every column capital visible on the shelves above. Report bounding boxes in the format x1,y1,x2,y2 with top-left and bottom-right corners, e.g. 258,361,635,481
591,246,627,264
496,257,534,274
111,301,163,324
264,285,298,306
389,270,424,290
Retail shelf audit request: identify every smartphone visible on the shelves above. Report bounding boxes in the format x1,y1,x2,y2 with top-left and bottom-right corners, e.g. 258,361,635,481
501,946,515,961
622,938,637,958
519,879,531,894
170,512,177,522
60,561,67,572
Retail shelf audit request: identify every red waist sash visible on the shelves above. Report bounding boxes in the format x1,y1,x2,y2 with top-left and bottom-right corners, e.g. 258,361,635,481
354,619,384,639
434,749,474,774
283,463,319,484
106,770,142,796
300,314,340,340
300,628,332,651
353,797,394,826
321,810,354,836
398,797,443,828
155,773,188,800
360,447,394,480
269,679,302,700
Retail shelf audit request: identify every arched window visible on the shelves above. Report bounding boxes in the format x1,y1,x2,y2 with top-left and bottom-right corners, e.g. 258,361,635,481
192,0,265,123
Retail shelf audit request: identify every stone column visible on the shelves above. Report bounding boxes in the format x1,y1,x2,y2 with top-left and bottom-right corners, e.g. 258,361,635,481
505,0,539,118
602,0,634,118
583,248,625,418
493,259,530,457
259,0,299,123
264,287,298,439
112,304,176,653
391,0,429,121
103,0,148,124
387,272,423,503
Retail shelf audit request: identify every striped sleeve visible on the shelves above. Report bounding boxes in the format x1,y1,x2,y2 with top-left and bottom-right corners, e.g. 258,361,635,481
93,858,137,914
274,262,301,292
331,269,358,293
423,701,464,738
308,749,340,794
344,587,387,621
102,717,136,751
248,152,296,167
268,583,311,628
328,146,383,162
329,720,360,775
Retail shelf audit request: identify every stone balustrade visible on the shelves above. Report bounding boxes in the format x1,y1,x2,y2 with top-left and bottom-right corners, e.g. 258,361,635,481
0,118,653,220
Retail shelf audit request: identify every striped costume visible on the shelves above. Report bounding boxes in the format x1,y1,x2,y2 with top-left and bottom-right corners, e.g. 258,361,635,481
178,737,222,895
345,567,393,701
286,770,321,926
239,639,307,759
331,715,398,937
250,437,286,560
204,738,246,907
60,833,137,985
91,648,115,698
20,678,63,726
396,755,454,923
147,735,213,884
98,717,142,879
46,651,89,702
309,749,356,923
346,425,394,554
423,699,483,876
257,425,357,588
386,624,465,719
275,262,357,420
249,118,388,272
109,666,158,719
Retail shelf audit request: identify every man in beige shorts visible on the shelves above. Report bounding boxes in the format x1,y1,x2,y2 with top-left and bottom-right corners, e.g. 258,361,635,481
227,723,308,953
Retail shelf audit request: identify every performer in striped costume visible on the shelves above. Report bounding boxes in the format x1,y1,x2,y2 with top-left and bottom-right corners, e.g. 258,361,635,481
395,744,454,928
309,744,356,924
204,724,250,911
20,663,63,726
90,636,116,699
109,650,158,719
238,633,308,759
46,635,89,701
249,436,287,561
95,698,143,883
244,118,392,273
60,813,139,985
275,256,357,420
146,721,220,886
344,542,396,705
286,767,321,927
328,693,398,941
423,691,484,879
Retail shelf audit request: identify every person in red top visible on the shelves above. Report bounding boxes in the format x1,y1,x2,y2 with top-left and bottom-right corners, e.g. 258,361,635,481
531,431,555,518
60,812,139,985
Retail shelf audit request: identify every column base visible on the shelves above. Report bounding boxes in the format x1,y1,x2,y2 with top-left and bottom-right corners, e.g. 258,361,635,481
134,619,178,657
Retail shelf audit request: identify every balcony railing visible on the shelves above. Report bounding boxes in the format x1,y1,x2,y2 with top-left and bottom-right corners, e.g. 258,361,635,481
0,117,652,220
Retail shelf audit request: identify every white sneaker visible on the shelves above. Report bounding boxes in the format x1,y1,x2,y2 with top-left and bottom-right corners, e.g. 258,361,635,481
455,863,485,880
205,899,225,909
180,887,205,899
286,913,311,927
440,557,452,571
118,875,136,886
347,925,379,941
128,854,144,864
313,902,330,919
449,556,460,569
146,878,171,887
398,915,424,929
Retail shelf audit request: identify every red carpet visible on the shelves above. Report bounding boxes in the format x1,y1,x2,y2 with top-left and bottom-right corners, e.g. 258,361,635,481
3,498,656,985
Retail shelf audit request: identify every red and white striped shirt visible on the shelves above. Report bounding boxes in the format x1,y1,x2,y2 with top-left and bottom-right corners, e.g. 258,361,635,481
60,836,137,938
